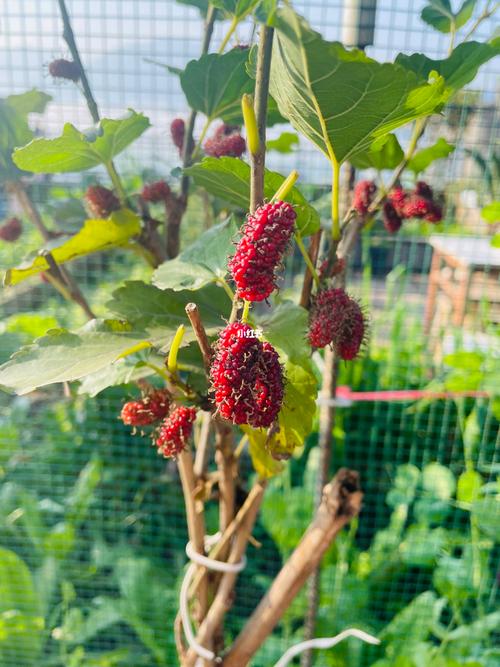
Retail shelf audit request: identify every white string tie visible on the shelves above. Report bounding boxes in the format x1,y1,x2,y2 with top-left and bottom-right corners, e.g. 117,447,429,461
181,533,379,667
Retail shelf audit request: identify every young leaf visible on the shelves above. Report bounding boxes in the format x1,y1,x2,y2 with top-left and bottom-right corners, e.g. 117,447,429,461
421,0,476,33
6,89,51,116
184,157,320,235
396,39,500,98
4,209,141,286
266,131,299,153
13,110,150,173
407,137,455,173
350,134,404,171
180,49,253,123
211,0,258,18
481,201,500,223
152,216,238,291
456,470,482,503
269,6,446,165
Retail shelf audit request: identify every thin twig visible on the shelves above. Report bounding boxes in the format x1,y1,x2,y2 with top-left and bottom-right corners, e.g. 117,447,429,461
185,303,213,373
194,411,212,479
177,449,209,622
184,480,267,667
299,230,322,309
222,470,362,667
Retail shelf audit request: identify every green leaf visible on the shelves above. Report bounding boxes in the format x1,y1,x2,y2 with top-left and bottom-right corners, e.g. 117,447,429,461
481,201,500,223
492,233,500,248
176,0,210,15
6,89,51,116
443,351,484,371
4,209,141,286
421,0,476,33
180,49,253,123
0,548,44,666
386,464,420,508
77,358,156,397
433,551,479,602
266,131,299,153
246,433,284,478
380,591,437,649
401,526,448,567
152,217,238,291
350,134,404,171
471,498,499,539
255,0,278,24
66,457,102,527
185,157,320,235
258,301,310,361
13,110,150,173
422,462,456,500
396,40,500,99
456,470,482,503
269,6,446,165
211,0,258,18
43,522,76,560
407,137,455,173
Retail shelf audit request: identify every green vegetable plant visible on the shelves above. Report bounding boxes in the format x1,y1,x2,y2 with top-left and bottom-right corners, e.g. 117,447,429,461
0,0,498,665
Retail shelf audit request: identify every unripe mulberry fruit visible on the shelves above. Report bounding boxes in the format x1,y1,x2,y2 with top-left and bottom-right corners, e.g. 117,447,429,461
0,217,22,242
209,322,284,428
352,180,377,215
120,389,171,426
228,201,297,302
382,201,402,233
141,180,171,203
387,187,407,216
85,185,121,218
156,406,197,458
48,58,80,82
415,181,433,200
308,288,367,360
204,124,246,158
170,118,185,153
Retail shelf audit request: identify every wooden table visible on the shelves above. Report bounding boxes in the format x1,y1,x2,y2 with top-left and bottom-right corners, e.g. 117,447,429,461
424,235,500,331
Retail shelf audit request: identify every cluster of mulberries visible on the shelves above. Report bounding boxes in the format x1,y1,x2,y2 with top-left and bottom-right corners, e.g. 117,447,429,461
204,124,246,158
85,185,121,218
155,405,197,458
228,201,297,302
210,322,284,428
48,58,80,82
308,288,367,360
385,181,443,232
352,180,377,215
170,118,185,155
0,217,22,242
141,180,171,204
120,389,172,427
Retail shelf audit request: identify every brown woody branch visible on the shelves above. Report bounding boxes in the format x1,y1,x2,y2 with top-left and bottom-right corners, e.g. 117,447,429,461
222,469,362,667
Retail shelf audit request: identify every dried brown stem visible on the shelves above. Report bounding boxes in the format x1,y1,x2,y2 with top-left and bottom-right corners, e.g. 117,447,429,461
299,229,322,309
222,469,362,667
178,449,209,622
184,479,267,667
185,302,213,373
194,411,212,479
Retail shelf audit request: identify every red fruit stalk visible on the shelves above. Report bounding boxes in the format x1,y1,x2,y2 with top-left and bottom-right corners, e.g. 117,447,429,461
170,118,185,154
48,58,80,82
141,180,171,203
0,217,22,242
228,201,297,302
308,288,367,360
204,124,246,158
156,406,197,458
120,389,171,426
85,185,121,218
352,180,377,215
210,322,284,428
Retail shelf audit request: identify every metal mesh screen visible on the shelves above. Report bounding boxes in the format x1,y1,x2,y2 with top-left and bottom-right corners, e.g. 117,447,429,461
0,1,498,666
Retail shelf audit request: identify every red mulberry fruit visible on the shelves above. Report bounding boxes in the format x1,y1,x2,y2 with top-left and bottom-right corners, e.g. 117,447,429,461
382,201,402,233
170,118,185,153
387,187,407,216
228,201,296,302
141,180,171,203
156,406,197,458
424,201,443,223
415,181,433,200
308,288,367,360
120,389,171,426
85,185,121,218
352,180,377,215
209,322,284,428
0,217,22,242
204,124,246,158
402,194,434,219
48,58,80,82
